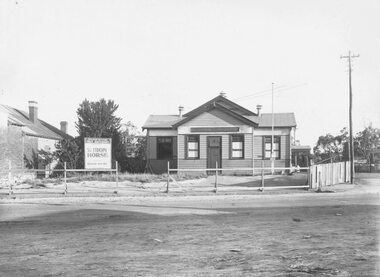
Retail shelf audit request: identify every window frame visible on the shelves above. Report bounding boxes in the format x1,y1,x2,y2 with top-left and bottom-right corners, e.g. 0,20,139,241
263,136,281,160
229,134,245,159
156,136,173,160
185,135,200,160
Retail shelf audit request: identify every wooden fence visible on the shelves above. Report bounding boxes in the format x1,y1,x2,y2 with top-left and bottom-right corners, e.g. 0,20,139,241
308,161,351,189
0,161,119,195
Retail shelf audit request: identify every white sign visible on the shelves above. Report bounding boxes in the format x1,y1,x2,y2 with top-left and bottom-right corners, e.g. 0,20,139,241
84,137,112,169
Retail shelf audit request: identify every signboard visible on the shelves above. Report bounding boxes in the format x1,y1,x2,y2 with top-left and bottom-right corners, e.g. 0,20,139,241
84,138,112,169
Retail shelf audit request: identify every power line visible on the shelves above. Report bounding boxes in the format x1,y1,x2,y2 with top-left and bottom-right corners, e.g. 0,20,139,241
232,83,307,101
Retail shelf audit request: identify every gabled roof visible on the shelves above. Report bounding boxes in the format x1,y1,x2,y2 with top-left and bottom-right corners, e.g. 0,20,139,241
183,95,257,117
172,102,258,128
0,104,71,140
142,95,297,130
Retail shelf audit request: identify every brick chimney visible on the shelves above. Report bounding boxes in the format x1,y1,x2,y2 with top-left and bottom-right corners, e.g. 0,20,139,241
178,106,184,118
28,101,38,123
256,104,262,116
60,121,68,134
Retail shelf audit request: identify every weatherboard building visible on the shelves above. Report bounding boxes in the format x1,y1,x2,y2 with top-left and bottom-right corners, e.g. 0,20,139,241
143,94,297,174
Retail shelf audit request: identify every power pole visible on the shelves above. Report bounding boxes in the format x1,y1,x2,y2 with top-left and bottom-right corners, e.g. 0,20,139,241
341,51,359,184
271,82,275,175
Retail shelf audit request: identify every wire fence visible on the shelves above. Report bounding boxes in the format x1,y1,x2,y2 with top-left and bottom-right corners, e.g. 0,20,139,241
166,161,311,193
0,160,351,196
0,161,118,195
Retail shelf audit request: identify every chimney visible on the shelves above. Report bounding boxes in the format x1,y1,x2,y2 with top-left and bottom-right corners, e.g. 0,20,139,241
256,104,262,116
220,92,227,98
178,106,184,118
28,101,38,123
60,121,68,134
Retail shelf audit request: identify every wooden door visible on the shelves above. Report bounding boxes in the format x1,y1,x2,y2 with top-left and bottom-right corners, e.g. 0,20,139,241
207,136,222,174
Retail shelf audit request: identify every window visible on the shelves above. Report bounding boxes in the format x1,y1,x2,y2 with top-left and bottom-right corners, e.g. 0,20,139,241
230,135,244,159
186,135,199,159
157,137,173,160
264,136,280,159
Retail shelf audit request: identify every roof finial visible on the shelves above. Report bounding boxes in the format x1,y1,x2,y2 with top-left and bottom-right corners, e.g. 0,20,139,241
219,91,227,98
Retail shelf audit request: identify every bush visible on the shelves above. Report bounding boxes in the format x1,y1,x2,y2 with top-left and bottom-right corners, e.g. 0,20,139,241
118,157,146,173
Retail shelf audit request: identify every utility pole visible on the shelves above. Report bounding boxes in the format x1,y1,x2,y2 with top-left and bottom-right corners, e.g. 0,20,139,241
341,51,359,184
271,82,275,175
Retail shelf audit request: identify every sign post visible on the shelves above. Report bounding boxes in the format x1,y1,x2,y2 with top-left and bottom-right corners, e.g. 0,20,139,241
84,138,112,169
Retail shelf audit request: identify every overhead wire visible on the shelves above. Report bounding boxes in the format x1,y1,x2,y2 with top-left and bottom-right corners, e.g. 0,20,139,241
232,83,307,101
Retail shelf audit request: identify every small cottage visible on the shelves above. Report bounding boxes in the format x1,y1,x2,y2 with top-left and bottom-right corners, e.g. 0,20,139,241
0,101,71,172
142,94,297,174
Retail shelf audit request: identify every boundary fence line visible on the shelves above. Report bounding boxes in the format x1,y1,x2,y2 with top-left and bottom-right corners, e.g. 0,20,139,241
166,161,310,193
0,161,119,195
166,161,352,193
308,161,351,189
1,160,351,196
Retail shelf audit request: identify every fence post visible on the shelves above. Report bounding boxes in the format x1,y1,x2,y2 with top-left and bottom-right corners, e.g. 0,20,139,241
318,171,322,190
8,160,13,195
116,161,119,188
261,160,264,192
166,161,170,193
64,162,67,195
214,161,218,193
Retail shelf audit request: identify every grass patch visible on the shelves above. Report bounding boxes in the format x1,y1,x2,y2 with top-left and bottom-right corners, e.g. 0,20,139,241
20,172,207,185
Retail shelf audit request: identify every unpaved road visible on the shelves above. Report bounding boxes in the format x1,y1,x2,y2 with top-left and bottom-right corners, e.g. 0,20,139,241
0,176,379,276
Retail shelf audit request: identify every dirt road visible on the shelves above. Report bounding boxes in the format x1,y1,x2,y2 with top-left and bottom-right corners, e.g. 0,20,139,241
0,176,379,276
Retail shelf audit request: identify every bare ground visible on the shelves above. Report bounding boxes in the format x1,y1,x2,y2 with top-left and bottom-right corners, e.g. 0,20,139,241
0,174,379,276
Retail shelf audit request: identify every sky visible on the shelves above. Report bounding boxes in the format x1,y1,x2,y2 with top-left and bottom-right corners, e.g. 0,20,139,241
1,0,379,147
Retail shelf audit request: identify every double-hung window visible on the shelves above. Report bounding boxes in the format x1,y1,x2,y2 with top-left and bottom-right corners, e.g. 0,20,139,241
157,137,173,160
186,135,199,159
230,135,244,159
264,136,280,159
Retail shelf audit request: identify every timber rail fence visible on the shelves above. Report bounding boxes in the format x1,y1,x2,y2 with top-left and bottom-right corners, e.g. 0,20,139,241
1,161,351,196
166,161,352,193
0,161,118,195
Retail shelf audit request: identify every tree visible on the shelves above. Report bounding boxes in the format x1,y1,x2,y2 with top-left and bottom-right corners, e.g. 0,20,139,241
120,122,146,158
76,99,121,138
54,138,81,169
354,125,380,163
76,99,123,165
313,128,348,163
118,122,147,173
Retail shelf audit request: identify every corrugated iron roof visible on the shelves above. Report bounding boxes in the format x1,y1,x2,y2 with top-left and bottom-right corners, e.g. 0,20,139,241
142,115,182,129
245,113,296,127
142,96,296,130
0,104,71,140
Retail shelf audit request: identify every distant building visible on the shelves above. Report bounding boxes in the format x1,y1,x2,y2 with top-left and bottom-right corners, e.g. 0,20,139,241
143,94,297,174
370,148,380,172
291,141,311,167
0,101,71,172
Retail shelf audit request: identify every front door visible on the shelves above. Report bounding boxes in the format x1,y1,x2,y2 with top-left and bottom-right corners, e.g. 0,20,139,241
207,136,222,174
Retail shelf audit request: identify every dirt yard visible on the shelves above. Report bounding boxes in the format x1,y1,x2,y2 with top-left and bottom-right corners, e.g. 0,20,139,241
0,173,309,197
0,174,379,276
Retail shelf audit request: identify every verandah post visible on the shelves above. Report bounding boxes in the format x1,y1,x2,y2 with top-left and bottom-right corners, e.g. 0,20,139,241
214,161,218,193
166,161,170,193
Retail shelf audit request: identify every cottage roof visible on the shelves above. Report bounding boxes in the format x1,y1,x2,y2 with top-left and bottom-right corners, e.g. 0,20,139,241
142,96,297,130
142,115,182,129
0,104,71,140
245,113,296,127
